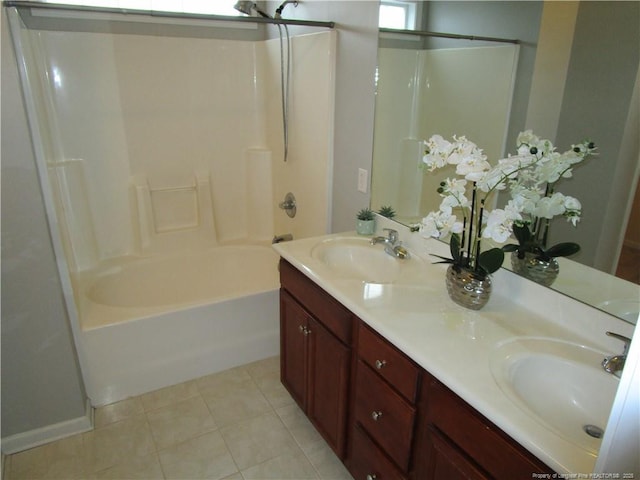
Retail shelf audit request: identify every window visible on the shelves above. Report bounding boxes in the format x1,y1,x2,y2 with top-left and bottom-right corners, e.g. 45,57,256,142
379,0,418,30
39,0,242,16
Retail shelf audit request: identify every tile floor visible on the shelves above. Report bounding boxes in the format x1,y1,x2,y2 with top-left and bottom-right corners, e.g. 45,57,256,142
3,356,354,480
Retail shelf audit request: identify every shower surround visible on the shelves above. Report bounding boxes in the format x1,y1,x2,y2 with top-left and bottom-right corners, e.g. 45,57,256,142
370,44,519,222
9,7,336,406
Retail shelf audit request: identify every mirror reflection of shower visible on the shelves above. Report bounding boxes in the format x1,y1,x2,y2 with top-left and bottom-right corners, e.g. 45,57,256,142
234,0,300,162
370,44,520,225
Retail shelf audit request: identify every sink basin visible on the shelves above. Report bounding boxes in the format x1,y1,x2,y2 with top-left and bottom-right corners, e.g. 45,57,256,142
597,299,639,324
310,236,417,283
490,338,619,453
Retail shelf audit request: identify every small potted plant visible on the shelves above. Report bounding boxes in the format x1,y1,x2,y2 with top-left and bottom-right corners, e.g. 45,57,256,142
377,205,396,219
356,208,376,235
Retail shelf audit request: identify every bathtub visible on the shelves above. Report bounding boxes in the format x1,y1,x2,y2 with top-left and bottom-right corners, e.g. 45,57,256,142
75,244,281,406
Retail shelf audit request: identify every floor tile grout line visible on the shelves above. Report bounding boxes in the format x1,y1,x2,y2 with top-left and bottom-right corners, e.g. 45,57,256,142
8,357,345,480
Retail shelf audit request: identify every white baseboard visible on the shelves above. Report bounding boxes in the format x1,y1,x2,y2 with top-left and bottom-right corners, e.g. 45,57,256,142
1,399,93,455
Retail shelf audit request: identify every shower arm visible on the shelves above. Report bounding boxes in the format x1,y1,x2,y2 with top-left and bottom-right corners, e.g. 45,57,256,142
5,1,335,29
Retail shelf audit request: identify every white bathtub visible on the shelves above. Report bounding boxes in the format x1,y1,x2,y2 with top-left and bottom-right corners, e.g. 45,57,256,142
75,244,281,406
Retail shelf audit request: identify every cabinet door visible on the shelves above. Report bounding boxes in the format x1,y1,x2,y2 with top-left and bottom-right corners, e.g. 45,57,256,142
280,290,309,409
307,315,351,458
422,427,489,480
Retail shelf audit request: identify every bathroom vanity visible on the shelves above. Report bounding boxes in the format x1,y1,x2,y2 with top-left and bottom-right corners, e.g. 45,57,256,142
279,257,551,479
273,230,635,478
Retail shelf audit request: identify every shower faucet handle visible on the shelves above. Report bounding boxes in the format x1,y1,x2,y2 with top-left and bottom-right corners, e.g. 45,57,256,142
278,192,296,218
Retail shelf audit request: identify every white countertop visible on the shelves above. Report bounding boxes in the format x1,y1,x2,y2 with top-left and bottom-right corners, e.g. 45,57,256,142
272,224,635,475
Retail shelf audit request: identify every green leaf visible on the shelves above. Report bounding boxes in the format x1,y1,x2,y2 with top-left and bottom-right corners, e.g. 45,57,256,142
478,247,505,275
431,257,455,265
356,208,374,221
449,233,462,263
512,223,532,246
544,242,580,258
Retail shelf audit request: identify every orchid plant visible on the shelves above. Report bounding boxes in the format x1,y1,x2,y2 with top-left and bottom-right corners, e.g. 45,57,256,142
501,131,596,261
418,131,596,278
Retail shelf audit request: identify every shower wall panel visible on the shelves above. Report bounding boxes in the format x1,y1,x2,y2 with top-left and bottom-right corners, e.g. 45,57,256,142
371,45,519,221
265,31,336,240
20,24,335,270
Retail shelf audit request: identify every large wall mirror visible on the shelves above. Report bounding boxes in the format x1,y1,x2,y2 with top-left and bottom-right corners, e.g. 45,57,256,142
370,1,640,324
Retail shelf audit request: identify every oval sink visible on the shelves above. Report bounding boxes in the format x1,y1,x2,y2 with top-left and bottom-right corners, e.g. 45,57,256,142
490,338,619,453
311,236,415,283
597,299,639,324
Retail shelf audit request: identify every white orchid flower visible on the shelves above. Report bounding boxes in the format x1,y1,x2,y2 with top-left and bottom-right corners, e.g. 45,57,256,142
441,177,467,196
534,192,567,219
422,135,452,171
482,209,513,244
419,211,462,239
455,156,491,181
563,196,582,226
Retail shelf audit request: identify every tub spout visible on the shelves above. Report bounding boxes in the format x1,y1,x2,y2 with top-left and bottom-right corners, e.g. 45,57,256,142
272,233,293,244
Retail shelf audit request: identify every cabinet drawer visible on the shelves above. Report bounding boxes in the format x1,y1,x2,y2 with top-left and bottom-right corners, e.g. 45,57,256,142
427,379,553,478
354,360,416,472
280,260,352,344
358,323,420,402
349,425,406,480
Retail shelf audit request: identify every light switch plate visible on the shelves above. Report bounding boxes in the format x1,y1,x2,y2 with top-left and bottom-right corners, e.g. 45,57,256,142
358,168,368,193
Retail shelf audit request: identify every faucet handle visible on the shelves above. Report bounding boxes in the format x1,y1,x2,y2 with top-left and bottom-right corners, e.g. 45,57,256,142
606,331,632,354
383,228,398,243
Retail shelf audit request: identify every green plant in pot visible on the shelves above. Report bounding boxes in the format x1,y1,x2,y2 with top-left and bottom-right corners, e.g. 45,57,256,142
499,131,596,286
356,207,376,235
377,205,396,219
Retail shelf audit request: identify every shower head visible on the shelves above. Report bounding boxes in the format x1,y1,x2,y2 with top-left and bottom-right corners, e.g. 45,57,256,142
275,0,299,19
233,1,272,18
233,1,254,16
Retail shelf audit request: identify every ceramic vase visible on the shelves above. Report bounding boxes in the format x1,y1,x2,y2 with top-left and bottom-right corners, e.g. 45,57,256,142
356,219,375,235
445,264,492,310
510,251,559,287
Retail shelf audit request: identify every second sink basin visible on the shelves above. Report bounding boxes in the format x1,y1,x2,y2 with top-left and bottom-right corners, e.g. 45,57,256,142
490,337,619,454
311,236,416,284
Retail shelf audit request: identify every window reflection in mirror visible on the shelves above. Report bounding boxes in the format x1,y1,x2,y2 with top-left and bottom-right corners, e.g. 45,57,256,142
379,0,419,30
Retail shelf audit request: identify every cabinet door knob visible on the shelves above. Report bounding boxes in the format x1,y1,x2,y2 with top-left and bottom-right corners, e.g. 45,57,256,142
375,359,386,369
298,325,311,335
371,410,383,421
366,474,377,480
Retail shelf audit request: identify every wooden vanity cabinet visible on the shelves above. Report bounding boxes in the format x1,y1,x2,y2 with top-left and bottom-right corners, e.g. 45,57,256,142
279,260,352,458
413,373,554,480
278,259,555,480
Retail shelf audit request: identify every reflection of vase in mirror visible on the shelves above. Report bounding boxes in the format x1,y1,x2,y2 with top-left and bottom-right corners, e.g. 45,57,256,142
510,252,560,287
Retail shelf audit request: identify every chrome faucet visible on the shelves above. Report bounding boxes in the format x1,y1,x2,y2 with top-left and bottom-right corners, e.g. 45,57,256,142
370,228,410,259
602,331,632,377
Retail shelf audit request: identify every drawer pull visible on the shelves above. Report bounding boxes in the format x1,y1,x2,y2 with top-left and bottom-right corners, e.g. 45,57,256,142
374,359,386,369
298,325,310,336
371,410,383,421
366,475,377,480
